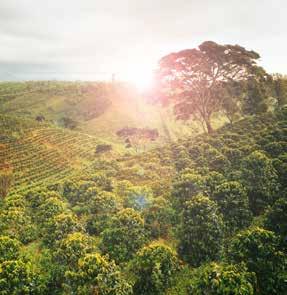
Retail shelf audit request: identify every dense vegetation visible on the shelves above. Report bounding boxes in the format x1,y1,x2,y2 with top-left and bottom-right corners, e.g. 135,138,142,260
0,42,287,294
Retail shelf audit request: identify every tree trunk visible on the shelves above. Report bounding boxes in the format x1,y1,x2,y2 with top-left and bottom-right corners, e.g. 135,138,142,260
205,119,213,134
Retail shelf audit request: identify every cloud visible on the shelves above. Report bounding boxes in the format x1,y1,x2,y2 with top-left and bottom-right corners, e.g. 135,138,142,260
0,0,286,80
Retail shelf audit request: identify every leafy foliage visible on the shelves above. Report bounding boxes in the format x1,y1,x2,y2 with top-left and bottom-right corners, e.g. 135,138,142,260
227,227,287,295
65,253,132,295
0,68,287,294
133,243,180,295
143,197,174,239
155,41,266,133
171,171,204,210
42,212,83,247
178,194,224,266
100,208,148,263
188,262,256,295
240,151,279,214
212,181,252,233
0,260,41,294
0,236,21,263
264,198,287,246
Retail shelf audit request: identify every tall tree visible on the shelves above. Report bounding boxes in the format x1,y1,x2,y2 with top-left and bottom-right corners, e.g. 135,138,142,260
155,41,267,133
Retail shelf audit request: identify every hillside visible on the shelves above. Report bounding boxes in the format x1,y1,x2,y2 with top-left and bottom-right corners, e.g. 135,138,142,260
0,82,287,294
1,1,287,293
0,102,286,294
0,115,109,194
0,81,204,146
0,81,197,194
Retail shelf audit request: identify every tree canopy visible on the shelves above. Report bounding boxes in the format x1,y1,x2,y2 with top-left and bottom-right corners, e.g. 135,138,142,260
155,41,267,133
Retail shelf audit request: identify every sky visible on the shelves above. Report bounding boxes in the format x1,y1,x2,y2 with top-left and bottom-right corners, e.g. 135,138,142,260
0,0,286,83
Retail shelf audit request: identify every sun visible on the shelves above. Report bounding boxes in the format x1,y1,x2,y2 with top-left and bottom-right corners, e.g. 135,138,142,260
121,64,154,92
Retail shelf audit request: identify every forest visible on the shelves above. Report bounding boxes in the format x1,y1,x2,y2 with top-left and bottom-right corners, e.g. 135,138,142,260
0,41,287,294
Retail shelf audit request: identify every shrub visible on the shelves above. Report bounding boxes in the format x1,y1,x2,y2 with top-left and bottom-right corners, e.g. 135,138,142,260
100,208,148,263
0,260,41,294
178,194,224,266
212,181,252,233
172,171,204,210
133,243,180,295
227,227,287,295
95,144,112,154
0,236,21,263
42,212,83,247
188,262,256,295
86,192,120,235
264,198,287,245
143,197,174,239
65,253,132,294
54,232,94,268
240,151,279,214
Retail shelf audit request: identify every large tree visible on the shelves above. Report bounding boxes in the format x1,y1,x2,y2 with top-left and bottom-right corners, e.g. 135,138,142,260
155,41,266,133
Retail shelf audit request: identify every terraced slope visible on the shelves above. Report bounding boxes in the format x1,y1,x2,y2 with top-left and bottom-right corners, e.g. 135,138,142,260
0,115,105,193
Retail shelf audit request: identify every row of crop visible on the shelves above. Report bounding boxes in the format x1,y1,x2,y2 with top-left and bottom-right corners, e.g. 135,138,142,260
10,167,74,195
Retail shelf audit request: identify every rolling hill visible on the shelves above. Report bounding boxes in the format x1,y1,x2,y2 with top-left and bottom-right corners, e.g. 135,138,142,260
0,115,109,194
0,81,204,146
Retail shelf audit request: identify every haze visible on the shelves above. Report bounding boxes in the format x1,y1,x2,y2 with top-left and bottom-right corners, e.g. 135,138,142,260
1,0,286,81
